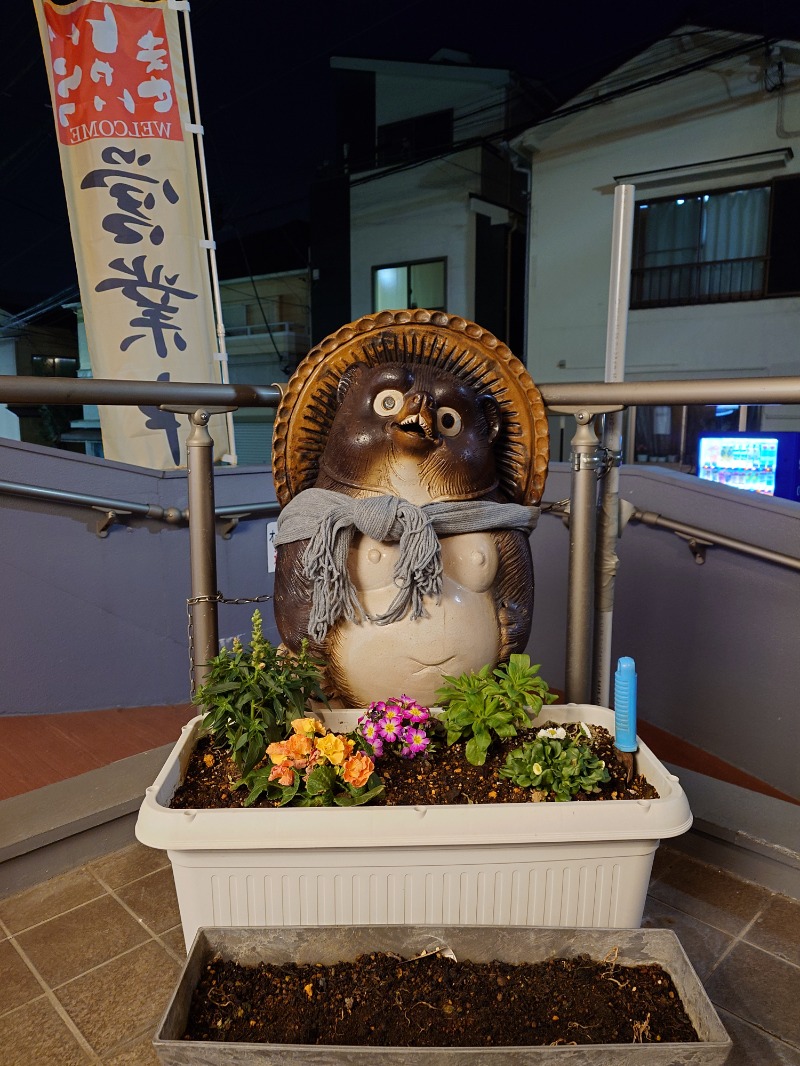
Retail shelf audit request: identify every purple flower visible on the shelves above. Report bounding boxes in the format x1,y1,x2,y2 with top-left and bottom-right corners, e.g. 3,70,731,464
379,717,402,742
405,703,429,724
402,725,430,755
361,720,381,745
368,700,386,718
370,737,384,758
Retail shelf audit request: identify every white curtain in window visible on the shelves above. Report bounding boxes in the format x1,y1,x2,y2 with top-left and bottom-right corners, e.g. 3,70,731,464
700,187,769,296
640,199,701,303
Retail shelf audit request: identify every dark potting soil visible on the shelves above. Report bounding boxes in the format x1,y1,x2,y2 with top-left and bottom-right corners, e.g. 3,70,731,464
182,950,698,1047
170,722,659,809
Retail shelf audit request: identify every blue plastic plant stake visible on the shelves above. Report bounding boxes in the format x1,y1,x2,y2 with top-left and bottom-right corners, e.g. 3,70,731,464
614,656,638,752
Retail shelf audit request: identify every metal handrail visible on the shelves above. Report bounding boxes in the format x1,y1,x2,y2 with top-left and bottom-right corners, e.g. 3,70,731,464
2,374,800,408
630,508,800,572
0,478,280,529
542,500,800,572
2,372,799,691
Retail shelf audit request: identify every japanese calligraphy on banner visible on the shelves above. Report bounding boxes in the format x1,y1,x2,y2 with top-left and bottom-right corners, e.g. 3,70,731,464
33,0,230,468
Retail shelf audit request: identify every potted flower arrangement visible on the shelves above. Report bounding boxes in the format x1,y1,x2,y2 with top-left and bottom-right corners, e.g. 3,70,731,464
136,612,692,951
153,925,731,1064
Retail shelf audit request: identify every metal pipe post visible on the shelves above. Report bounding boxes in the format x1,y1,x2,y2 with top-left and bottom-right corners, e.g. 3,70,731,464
566,413,601,704
593,184,635,706
185,409,220,690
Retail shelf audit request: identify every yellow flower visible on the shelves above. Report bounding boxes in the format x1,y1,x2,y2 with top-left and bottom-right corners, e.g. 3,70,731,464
315,732,346,765
532,762,543,776
291,717,324,737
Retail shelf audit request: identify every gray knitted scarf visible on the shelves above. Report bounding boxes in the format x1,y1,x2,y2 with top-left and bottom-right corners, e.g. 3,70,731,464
275,487,540,642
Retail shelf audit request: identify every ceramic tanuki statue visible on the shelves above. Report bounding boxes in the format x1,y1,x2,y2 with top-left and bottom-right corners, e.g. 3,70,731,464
271,310,549,706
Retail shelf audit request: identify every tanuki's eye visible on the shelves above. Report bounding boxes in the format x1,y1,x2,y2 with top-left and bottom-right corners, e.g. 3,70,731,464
373,389,405,415
437,407,462,436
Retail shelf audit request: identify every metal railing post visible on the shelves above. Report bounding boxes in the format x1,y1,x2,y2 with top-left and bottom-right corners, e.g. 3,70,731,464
565,412,602,704
186,409,220,690
593,183,635,706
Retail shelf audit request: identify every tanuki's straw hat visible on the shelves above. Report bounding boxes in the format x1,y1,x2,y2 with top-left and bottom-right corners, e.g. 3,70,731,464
271,309,549,507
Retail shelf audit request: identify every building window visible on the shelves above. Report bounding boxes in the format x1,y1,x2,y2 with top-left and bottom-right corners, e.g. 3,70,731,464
31,355,78,377
630,176,800,308
376,109,453,167
373,259,446,312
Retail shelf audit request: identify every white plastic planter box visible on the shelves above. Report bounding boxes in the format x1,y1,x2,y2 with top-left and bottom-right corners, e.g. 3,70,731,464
136,705,692,950
154,925,731,1064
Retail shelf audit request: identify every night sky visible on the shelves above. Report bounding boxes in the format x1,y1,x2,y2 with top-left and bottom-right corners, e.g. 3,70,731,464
3,0,799,312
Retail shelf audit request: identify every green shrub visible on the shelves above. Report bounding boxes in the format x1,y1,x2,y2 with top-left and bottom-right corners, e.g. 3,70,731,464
193,610,328,775
500,728,610,801
435,654,556,766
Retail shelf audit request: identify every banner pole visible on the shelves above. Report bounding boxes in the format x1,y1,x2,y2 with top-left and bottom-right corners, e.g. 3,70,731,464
172,0,237,465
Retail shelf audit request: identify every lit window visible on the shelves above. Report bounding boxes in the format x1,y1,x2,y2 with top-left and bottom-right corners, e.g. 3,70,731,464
372,259,446,312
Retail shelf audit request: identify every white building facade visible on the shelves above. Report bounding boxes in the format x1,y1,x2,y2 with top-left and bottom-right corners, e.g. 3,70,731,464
515,29,800,457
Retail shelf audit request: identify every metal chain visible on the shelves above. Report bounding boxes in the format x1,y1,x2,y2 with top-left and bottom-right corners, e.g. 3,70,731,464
186,591,273,690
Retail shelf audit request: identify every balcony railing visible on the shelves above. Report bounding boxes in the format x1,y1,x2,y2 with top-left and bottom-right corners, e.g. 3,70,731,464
630,256,767,308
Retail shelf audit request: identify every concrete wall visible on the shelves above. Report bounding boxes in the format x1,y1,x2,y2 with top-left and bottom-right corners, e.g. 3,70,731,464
1,439,278,716
519,38,800,433
528,463,800,799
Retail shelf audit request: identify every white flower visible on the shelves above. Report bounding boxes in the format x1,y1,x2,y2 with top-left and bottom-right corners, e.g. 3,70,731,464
532,762,543,776
537,726,566,740
579,722,592,739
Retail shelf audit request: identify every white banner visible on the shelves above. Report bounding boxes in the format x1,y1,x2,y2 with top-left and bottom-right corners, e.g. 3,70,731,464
33,0,230,467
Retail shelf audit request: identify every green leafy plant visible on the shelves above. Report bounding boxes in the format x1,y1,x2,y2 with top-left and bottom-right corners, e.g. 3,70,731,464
500,726,611,801
193,610,328,775
435,654,556,766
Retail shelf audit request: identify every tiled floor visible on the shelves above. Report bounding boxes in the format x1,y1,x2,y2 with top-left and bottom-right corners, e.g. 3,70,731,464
0,843,798,1064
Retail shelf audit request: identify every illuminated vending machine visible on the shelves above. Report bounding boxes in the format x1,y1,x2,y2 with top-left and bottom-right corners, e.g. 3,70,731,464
697,432,800,502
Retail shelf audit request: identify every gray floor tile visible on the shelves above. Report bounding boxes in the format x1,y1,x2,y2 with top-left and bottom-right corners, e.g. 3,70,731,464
0,940,45,1017
103,1033,161,1064
743,893,800,967
647,854,773,934
0,997,91,1065
649,842,681,883
55,940,181,1057
718,1007,800,1065
115,867,181,934
642,895,734,981
89,843,168,890
159,923,188,961
704,940,800,1048
0,868,104,934
16,894,150,988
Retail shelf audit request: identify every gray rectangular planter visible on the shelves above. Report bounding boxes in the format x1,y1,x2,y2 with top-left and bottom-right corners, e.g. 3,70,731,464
154,925,731,1064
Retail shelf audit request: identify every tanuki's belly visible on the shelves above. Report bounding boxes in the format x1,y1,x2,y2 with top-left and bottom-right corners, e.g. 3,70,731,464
329,532,501,706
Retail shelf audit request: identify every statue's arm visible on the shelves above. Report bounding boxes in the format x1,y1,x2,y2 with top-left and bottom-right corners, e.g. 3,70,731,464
492,529,534,661
274,540,315,653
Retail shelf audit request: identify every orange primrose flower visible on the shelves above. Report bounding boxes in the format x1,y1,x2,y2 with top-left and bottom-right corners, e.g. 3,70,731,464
268,762,295,786
266,741,290,764
285,734,313,759
342,751,374,788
